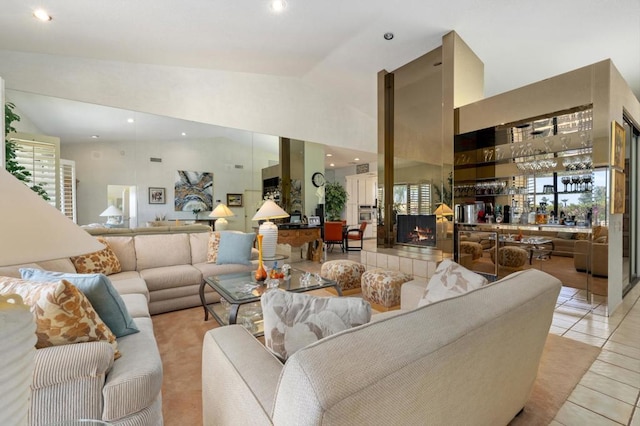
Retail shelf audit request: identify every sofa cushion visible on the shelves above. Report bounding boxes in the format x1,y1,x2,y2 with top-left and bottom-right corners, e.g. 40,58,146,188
261,290,371,361
102,236,137,272
108,271,149,301
19,268,139,338
120,293,150,318
37,258,77,274
140,264,202,292
0,276,120,357
135,234,192,270
193,262,255,280
190,232,210,264
70,236,122,275
216,232,255,266
417,259,487,307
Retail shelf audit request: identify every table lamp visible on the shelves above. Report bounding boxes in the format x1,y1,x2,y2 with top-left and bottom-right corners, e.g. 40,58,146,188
0,168,104,425
209,203,235,231
100,205,123,225
434,203,453,221
251,200,289,258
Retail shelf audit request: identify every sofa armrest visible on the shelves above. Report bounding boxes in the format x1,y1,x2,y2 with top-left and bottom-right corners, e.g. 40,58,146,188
33,341,114,389
31,342,114,425
202,325,283,426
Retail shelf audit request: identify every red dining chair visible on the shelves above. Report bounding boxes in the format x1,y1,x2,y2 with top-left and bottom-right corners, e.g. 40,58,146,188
345,221,367,251
324,221,345,252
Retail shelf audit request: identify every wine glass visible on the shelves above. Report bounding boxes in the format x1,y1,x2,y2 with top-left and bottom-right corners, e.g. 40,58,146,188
561,176,570,192
571,176,580,192
582,174,592,191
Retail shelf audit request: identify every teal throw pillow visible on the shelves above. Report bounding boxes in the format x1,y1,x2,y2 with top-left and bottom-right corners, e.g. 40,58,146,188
216,232,255,266
19,268,139,338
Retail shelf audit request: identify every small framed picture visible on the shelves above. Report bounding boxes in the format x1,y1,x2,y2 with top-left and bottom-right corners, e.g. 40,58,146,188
611,170,625,214
611,120,626,170
227,193,243,207
149,187,166,204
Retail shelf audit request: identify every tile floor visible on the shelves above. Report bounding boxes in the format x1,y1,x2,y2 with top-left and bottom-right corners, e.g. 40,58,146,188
550,284,640,425
309,241,640,425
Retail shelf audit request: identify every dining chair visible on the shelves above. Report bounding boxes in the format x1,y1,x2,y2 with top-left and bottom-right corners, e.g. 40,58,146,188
324,221,345,252
345,221,367,251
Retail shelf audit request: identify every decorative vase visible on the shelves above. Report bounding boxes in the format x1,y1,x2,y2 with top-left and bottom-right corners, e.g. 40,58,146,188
255,234,267,282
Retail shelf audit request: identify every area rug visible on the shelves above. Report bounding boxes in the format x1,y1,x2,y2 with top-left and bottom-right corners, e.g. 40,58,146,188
508,333,601,426
153,307,600,426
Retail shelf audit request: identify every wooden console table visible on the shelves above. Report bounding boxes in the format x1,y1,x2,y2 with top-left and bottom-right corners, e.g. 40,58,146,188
277,227,321,247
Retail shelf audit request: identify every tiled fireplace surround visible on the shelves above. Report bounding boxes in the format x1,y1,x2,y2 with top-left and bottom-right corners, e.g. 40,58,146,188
359,245,442,281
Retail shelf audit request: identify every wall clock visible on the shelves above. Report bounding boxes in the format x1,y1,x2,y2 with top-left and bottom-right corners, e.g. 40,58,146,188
312,172,326,187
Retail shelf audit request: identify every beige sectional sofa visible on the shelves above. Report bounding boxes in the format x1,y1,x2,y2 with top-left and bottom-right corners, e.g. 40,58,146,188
202,268,561,425
0,225,257,425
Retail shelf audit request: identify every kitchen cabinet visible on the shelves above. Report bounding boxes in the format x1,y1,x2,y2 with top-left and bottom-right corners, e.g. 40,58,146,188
345,173,378,239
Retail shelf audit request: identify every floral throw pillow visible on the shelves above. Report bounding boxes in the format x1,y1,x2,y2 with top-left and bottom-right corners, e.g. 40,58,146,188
70,236,122,275
417,259,488,307
0,276,120,359
261,290,371,361
207,231,221,263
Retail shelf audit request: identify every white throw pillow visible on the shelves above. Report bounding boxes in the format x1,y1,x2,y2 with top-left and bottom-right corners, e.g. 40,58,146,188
417,259,488,307
261,290,371,361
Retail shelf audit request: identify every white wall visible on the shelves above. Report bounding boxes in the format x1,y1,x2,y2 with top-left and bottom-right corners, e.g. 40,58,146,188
303,141,325,218
61,135,278,228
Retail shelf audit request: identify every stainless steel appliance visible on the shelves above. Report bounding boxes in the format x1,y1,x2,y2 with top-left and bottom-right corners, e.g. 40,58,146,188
358,205,376,222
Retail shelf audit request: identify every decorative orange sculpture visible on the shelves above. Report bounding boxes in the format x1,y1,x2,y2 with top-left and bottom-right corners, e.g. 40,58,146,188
255,234,267,282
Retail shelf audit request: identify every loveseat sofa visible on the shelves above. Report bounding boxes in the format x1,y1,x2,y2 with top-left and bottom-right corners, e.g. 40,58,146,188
201,268,561,425
0,226,257,425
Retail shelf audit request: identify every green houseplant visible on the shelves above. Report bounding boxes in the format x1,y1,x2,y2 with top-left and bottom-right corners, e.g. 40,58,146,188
4,102,50,200
324,181,348,221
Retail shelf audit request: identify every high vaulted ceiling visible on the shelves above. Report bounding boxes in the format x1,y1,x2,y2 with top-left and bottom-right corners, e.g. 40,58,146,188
1,0,639,163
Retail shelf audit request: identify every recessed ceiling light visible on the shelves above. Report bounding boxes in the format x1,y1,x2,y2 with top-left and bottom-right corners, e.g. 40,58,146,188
127,118,134,123
329,163,335,167
354,157,360,161
270,0,287,12
326,153,333,157
33,9,52,22
91,135,99,139
181,132,187,136
383,32,394,41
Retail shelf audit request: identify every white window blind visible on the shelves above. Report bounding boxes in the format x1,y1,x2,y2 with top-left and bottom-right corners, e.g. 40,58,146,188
60,160,77,223
10,134,61,209
407,183,431,215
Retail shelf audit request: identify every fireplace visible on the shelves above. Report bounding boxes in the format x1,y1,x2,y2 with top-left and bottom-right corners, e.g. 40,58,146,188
396,214,437,247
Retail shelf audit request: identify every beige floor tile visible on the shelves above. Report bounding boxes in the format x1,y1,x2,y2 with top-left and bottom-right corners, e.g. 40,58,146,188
583,311,625,327
612,340,640,360
631,410,640,426
570,322,616,339
555,305,591,318
598,350,640,374
610,328,640,350
549,325,568,336
589,360,640,389
579,371,639,405
554,401,622,426
548,421,565,426
564,330,607,347
553,313,584,326
564,299,597,311
553,316,580,329
567,385,634,424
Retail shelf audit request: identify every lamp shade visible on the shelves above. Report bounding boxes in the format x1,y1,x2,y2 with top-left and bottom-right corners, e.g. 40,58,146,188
0,168,104,266
210,203,235,231
251,200,289,221
252,200,289,258
209,203,234,219
434,203,453,216
99,205,123,217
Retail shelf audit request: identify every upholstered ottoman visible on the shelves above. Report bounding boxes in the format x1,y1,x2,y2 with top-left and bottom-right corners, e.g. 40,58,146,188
491,246,528,273
459,241,483,260
321,260,366,296
361,269,413,312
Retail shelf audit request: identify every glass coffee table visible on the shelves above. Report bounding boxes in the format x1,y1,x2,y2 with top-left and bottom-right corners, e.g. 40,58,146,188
199,268,342,336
